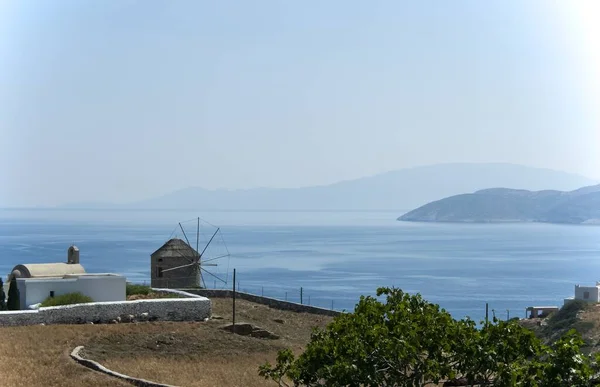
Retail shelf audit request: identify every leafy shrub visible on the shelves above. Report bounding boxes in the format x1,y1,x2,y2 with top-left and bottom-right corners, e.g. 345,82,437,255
126,283,152,296
545,300,588,332
259,288,600,386
40,292,93,307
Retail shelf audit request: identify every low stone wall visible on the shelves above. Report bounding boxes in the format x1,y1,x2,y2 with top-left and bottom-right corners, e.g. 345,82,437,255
0,293,211,327
184,289,342,317
71,346,176,387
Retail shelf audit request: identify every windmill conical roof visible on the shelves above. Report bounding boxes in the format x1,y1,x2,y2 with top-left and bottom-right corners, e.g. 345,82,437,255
151,238,199,258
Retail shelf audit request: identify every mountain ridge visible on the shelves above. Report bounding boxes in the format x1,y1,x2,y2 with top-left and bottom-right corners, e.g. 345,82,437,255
57,163,597,211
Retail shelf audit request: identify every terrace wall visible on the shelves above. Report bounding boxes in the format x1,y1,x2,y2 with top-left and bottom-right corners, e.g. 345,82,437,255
0,290,210,327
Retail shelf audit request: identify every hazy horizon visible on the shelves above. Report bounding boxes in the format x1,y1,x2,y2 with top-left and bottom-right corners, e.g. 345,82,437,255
2,1,599,207
21,162,600,210
76,162,600,206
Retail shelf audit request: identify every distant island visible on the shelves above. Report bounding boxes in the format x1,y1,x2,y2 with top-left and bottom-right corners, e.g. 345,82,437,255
398,184,600,224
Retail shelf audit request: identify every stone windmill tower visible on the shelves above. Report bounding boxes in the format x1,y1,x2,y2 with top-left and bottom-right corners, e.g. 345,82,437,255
150,218,229,289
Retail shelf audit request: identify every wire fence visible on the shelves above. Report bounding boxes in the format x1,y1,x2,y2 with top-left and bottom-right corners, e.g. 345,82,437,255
135,271,534,319
135,269,347,312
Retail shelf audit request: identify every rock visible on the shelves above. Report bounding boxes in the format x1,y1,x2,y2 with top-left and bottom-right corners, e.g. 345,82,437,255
222,323,254,335
203,317,209,322
116,316,121,323
211,314,224,320
273,318,284,324
222,323,279,339
88,322,94,325
251,329,280,339
110,319,118,324
119,314,135,323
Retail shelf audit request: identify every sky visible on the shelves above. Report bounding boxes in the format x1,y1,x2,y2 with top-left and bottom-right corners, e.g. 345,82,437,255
1,0,599,206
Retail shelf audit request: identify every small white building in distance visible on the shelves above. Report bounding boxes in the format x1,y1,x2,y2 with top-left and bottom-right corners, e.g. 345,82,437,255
564,282,600,305
6,245,126,309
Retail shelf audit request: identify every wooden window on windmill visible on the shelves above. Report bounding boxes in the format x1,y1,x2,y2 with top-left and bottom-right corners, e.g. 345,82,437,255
584,291,590,299
157,267,164,278
50,291,55,298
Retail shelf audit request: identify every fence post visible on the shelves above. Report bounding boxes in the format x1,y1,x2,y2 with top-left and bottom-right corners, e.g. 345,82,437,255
285,292,288,301
485,302,489,324
308,295,311,306
232,268,236,330
300,287,303,305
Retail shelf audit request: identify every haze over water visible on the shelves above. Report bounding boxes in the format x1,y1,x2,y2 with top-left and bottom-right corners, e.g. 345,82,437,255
2,209,599,323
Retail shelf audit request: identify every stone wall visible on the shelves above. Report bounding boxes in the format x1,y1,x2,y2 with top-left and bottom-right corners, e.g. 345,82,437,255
70,346,176,387
184,289,342,317
0,292,210,327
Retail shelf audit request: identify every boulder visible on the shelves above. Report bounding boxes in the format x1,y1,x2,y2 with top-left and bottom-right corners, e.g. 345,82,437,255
251,329,280,339
222,323,279,340
223,323,254,335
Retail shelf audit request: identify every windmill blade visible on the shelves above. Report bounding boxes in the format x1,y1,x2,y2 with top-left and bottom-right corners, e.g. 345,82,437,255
201,254,230,264
200,272,206,289
179,222,191,247
199,227,220,257
162,262,197,273
201,266,227,284
196,217,200,255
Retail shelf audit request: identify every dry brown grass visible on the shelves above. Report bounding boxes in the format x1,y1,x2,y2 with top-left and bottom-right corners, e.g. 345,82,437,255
0,298,332,387
126,292,180,301
0,323,130,387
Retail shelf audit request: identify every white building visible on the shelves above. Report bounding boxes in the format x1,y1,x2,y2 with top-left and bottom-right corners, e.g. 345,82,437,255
16,273,126,308
564,282,600,305
5,245,126,309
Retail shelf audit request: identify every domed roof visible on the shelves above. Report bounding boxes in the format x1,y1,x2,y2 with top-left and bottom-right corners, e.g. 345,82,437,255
10,263,86,279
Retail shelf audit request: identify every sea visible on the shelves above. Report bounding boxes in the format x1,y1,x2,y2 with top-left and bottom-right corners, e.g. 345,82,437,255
2,208,600,323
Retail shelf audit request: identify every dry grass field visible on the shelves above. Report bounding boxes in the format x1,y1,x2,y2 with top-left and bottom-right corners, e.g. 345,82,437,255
0,298,333,387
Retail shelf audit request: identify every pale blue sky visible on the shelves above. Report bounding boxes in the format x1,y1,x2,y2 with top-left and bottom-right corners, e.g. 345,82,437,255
1,0,599,206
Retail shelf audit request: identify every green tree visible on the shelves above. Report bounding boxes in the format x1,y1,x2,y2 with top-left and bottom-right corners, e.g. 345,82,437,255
260,287,461,386
537,329,596,386
453,317,543,386
7,277,20,311
0,278,6,310
259,287,600,387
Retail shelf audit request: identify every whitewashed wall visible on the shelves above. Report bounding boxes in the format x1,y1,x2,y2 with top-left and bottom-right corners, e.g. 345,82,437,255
17,275,126,308
574,284,600,302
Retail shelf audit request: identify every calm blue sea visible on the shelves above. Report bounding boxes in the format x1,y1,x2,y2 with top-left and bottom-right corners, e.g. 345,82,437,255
1,209,600,322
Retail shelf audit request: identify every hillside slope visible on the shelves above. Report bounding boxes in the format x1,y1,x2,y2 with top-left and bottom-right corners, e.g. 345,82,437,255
398,184,600,224
522,301,600,355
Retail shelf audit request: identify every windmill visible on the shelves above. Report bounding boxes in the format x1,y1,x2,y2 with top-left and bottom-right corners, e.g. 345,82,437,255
151,217,230,289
